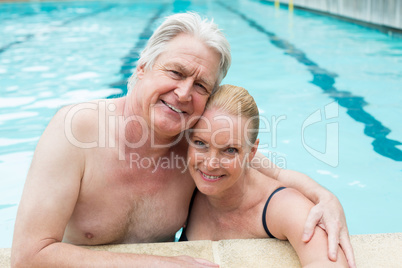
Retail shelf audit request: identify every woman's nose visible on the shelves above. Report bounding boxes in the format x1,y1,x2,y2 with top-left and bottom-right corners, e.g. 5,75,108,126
204,153,220,171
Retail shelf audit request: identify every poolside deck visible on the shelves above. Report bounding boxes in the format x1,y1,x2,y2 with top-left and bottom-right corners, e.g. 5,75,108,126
1,233,401,267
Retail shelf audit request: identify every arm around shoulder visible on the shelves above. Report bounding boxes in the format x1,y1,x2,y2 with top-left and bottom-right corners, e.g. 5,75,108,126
254,152,354,267
253,151,334,204
266,188,348,268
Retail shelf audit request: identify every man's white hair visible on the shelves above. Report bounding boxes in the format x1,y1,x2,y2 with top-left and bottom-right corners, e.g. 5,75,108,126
127,12,231,94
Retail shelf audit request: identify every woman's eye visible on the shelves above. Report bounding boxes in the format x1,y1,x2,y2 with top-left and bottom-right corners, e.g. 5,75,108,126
195,140,204,146
226,147,238,154
193,140,206,148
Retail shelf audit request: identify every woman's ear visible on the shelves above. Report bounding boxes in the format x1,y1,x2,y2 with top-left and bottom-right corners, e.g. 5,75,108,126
248,139,259,162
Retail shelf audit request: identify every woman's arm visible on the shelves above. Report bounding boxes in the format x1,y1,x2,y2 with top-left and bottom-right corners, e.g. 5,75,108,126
266,188,348,267
252,151,355,268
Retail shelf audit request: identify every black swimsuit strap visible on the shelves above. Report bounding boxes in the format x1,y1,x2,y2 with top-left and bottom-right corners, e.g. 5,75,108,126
262,187,286,238
179,189,198,242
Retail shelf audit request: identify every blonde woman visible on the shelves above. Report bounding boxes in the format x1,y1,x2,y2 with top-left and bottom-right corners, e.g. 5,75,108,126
181,84,348,267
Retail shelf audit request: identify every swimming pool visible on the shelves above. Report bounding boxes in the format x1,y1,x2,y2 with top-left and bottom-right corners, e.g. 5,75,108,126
0,0,401,248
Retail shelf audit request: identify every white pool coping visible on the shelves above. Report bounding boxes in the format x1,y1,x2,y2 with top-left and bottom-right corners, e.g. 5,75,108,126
1,233,401,267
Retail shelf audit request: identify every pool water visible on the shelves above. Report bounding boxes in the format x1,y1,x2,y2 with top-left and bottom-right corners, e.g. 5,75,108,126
0,0,401,248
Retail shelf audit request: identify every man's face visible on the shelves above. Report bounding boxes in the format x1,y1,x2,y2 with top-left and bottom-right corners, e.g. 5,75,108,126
135,34,221,139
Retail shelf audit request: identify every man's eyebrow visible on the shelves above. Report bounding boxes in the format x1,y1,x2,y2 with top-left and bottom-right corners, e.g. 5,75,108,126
167,62,187,73
169,62,214,89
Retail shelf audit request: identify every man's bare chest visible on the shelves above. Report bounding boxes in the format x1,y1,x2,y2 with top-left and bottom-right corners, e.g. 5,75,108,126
63,162,194,245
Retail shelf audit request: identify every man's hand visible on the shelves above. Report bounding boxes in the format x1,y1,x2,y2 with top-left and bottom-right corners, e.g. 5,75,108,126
302,196,356,268
251,153,355,267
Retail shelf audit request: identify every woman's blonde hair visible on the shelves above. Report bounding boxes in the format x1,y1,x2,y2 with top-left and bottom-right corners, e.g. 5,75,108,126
206,84,259,144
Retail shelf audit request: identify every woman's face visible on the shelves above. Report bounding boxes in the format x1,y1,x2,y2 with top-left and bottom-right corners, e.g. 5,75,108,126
187,108,257,196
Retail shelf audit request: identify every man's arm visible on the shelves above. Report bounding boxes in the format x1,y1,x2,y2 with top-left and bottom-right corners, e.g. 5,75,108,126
251,152,333,204
11,107,217,268
252,151,355,268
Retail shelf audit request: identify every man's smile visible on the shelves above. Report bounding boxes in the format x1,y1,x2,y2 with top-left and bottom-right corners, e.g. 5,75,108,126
161,100,185,113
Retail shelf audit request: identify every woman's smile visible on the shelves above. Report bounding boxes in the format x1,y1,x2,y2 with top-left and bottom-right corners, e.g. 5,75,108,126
198,170,224,182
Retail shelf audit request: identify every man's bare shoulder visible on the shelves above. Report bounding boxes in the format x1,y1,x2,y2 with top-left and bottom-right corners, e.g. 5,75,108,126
53,98,124,145
30,100,108,175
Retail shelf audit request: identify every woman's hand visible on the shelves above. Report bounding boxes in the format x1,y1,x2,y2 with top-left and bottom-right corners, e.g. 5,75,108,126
302,195,356,268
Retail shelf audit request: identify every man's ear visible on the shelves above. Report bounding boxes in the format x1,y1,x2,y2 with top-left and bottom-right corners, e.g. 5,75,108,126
248,139,259,162
136,64,145,79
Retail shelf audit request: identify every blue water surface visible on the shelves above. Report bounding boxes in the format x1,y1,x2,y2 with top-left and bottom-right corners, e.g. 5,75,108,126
0,0,401,248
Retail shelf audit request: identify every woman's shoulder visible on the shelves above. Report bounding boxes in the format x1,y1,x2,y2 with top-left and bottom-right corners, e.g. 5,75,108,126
265,186,313,215
264,187,314,239
250,168,285,196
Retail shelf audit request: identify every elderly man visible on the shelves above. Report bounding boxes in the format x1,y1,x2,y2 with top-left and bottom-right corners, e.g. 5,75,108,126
12,13,355,267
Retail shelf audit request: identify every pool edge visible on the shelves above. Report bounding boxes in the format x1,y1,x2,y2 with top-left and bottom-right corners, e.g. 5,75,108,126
1,233,401,267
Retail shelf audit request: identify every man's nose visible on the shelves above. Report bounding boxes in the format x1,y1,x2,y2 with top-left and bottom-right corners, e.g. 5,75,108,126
175,80,193,102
